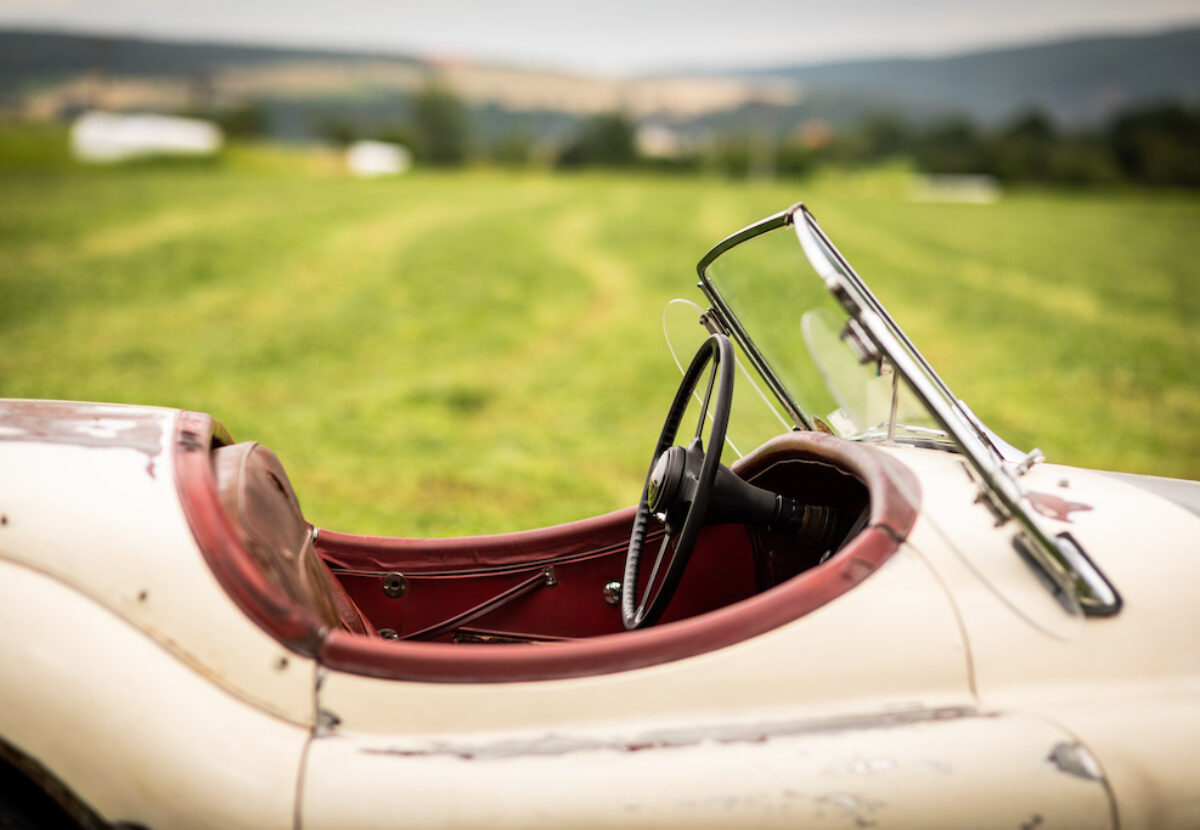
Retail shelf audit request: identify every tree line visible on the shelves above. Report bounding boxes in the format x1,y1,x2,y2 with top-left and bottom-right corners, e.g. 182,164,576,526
234,82,1199,188
651,103,1200,188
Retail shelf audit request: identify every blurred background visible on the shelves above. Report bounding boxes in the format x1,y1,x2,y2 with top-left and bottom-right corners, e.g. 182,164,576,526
1,1,1197,535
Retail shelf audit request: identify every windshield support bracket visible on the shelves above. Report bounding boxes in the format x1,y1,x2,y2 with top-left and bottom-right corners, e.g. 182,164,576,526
699,307,728,337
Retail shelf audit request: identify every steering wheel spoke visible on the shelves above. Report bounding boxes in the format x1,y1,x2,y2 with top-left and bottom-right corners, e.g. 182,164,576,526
693,361,719,443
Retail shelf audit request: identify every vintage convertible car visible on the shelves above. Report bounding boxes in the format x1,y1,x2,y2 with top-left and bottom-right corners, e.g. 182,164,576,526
1,203,1198,829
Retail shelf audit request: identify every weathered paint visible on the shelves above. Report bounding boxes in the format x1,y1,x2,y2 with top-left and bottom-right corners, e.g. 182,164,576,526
0,401,316,725
361,705,986,761
0,400,166,477
892,445,1200,829
1048,742,1105,782
1027,491,1094,523
302,708,1113,829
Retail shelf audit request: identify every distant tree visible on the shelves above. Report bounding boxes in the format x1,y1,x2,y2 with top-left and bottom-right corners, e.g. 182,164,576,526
987,108,1058,181
490,128,534,167
1109,102,1200,187
912,118,989,175
703,137,752,178
836,113,910,164
372,123,417,151
556,113,636,168
213,102,268,139
774,141,817,178
315,115,358,147
1047,134,1120,185
409,82,469,166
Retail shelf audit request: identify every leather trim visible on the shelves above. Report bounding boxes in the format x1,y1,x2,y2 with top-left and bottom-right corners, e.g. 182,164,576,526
317,509,639,575
320,526,901,682
174,411,327,656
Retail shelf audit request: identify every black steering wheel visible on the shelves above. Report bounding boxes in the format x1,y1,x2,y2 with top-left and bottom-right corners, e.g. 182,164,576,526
622,334,734,630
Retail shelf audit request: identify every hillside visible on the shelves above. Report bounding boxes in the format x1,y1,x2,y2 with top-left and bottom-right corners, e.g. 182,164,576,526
740,27,1200,125
1,25,1197,137
0,30,413,92
0,29,794,135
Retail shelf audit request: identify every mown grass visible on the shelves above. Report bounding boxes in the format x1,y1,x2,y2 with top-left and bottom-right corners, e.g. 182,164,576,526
1,128,1196,535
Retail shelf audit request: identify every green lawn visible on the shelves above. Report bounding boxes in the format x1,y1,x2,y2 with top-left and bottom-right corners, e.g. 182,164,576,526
1,135,1196,536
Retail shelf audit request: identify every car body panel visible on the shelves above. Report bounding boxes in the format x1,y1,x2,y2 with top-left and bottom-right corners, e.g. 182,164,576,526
301,706,1113,829
1101,470,1200,519
311,542,970,734
303,538,984,822
0,400,317,726
0,560,307,829
885,445,1200,829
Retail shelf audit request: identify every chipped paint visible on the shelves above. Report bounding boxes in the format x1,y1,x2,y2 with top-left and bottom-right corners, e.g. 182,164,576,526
1027,491,1093,523
817,791,885,826
1046,741,1103,781
838,757,899,776
0,400,165,477
316,709,342,737
362,706,987,761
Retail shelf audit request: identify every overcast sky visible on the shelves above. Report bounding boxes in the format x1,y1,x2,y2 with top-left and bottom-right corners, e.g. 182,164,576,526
2,0,1199,75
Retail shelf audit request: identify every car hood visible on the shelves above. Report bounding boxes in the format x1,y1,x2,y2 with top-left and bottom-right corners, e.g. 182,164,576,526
1099,471,1200,520
889,440,1200,636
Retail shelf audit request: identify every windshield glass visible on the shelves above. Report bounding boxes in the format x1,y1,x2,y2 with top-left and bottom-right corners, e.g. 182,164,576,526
663,298,793,459
698,211,947,449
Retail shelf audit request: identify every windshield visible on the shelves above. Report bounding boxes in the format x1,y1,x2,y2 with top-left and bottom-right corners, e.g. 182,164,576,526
698,211,947,449
692,203,1121,623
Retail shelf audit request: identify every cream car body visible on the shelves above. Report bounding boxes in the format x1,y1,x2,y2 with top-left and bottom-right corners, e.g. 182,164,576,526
0,204,1197,829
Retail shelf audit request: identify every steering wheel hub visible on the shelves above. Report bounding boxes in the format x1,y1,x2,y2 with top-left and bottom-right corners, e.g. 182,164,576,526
647,446,687,515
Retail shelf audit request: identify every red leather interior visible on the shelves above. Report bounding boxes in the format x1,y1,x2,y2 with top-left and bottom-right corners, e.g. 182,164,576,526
177,411,920,683
320,521,757,639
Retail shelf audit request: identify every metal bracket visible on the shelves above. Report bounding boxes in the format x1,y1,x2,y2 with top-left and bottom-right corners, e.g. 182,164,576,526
699,307,728,336
1010,448,1046,477
840,316,881,366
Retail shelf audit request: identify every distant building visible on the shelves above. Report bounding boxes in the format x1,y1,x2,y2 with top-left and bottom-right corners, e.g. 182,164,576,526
794,119,833,150
70,111,223,163
635,124,701,160
910,174,1002,204
345,140,413,177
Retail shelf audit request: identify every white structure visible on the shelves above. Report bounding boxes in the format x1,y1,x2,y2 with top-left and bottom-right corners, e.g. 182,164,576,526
70,111,223,163
345,140,412,178
635,123,699,160
911,173,1003,204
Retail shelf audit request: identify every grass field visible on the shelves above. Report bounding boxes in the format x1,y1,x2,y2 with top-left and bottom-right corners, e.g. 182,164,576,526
2,132,1197,536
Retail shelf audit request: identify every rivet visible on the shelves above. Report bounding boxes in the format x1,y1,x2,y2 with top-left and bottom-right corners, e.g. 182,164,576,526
382,572,407,598
603,581,622,606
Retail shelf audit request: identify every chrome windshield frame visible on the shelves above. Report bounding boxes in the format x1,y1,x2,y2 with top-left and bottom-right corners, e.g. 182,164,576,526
695,208,814,431
696,202,1122,618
